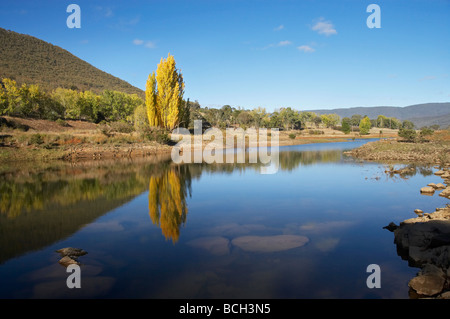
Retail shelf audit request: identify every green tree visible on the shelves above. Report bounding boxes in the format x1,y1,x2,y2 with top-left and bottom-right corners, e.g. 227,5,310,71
133,103,149,133
178,98,191,128
341,117,351,134
402,120,415,130
350,114,362,127
418,127,434,142
51,88,79,119
398,128,416,142
359,116,371,135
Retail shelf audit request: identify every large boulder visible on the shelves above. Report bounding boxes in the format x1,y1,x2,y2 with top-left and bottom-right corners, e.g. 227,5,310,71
392,207,450,297
408,264,446,297
420,186,435,194
439,187,450,198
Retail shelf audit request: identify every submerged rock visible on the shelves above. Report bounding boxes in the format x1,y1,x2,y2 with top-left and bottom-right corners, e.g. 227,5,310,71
231,235,309,252
58,256,80,267
56,247,87,267
186,236,230,256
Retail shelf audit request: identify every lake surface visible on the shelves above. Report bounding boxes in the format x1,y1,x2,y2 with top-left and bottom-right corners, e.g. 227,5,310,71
0,140,448,299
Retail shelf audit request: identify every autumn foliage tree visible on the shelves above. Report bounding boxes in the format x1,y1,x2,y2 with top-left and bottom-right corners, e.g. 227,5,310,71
148,166,191,243
146,53,186,130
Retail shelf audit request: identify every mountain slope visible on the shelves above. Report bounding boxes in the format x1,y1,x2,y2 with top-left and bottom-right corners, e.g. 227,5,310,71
0,27,143,97
308,103,450,128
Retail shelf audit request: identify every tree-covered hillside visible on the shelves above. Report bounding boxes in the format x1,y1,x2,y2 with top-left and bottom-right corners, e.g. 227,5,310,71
0,28,143,97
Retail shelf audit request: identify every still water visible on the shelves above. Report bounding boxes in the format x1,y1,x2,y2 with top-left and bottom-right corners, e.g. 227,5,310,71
0,140,447,298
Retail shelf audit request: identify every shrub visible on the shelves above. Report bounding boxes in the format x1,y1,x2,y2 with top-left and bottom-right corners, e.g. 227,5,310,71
29,133,44,145
109,121,134,133
418,128,434,142
398,128,416,142
288,133,296,139
156,132,171,145
56,118,70,127
97,123,112,137
142,128,172,145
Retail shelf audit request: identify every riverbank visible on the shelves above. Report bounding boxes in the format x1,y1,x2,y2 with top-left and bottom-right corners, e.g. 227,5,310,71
0,116,387,164
346,130,450,165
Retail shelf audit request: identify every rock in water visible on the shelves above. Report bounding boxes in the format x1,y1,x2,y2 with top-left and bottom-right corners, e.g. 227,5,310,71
56,247,87,258
409,274,445,296
420,187,435,194
231,235,309,252
383,222,398,232
58,256,80,267
56,247,87,267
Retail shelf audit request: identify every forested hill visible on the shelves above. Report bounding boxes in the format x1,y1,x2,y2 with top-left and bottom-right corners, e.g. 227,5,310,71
309,103,450,127
0,27,143,97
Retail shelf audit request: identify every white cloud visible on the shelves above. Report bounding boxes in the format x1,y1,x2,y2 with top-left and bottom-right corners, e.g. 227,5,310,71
133,39,156,48
277,40,292,47
260,40,292,50
419,75,436,81
144,41,156,48
297,45,315,53
95,6,114,18
274,24,284,31
312,18,337,36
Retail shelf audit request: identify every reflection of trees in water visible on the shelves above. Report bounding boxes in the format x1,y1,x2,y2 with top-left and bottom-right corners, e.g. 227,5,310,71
0,159,170,264
0,147,354,261
148,165,191,243
383,164,434,180
279,149,342,171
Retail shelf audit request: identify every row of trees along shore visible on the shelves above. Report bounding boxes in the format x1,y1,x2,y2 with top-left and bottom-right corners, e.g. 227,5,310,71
1,54,442,137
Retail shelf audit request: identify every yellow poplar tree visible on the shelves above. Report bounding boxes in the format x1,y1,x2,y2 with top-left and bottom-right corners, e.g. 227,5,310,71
145,72,159,127
145,53,185,130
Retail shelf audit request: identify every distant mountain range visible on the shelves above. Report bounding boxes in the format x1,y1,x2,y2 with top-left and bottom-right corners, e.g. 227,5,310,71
309,103,450,128
0,27,143,97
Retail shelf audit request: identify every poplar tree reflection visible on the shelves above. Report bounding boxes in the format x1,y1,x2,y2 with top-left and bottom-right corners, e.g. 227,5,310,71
148,165,192,243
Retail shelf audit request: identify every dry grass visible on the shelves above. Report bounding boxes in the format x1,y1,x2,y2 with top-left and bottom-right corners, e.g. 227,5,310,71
347,130,450,164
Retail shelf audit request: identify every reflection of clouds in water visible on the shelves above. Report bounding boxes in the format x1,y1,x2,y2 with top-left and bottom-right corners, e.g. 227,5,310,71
31,276,115,298
208,223,268,237
83,220,125,232
314,237,340,252
20,262,113,298
299,220,356,233
186,236,230,256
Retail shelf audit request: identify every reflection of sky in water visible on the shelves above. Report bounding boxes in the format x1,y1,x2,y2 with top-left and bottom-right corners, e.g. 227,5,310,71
0,140,448,299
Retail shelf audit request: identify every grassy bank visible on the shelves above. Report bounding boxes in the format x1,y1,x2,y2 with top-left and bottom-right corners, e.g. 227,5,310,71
347,130,450,165
0,116,390,164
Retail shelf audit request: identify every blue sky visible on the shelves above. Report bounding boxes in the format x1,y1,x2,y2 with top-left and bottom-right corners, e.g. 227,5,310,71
0,0,449,111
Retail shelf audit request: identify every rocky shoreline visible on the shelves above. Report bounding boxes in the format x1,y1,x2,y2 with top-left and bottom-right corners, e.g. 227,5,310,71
384,165,450,298
345,138,449,164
